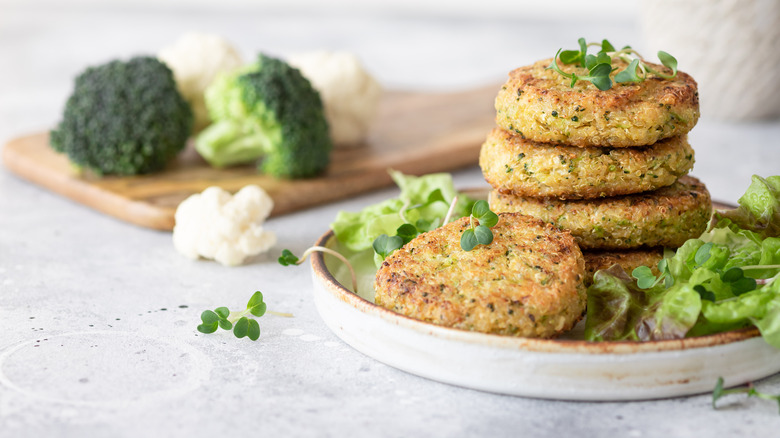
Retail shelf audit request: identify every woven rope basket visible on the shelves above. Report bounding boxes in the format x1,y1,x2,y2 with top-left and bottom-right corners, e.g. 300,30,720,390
641,0,780,121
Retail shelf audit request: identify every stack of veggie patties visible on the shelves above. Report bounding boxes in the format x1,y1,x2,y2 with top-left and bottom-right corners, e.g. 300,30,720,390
480,57,712,282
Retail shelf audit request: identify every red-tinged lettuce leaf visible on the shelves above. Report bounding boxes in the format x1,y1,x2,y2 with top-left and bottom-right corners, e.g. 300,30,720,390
585,265,651,341
585,265,701,341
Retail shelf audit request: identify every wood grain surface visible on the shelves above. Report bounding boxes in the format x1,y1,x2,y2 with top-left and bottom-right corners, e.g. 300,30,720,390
2,85,499,231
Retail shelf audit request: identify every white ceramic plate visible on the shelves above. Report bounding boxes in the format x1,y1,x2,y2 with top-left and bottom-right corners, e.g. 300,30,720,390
309,208,780,401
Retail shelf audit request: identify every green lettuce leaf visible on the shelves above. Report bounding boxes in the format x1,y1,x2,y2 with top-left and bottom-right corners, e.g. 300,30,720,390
702,226,780,279
686,314,749,338
701,226,762,271
665,239,706,285
690,274,780,348
753,296,780,349
331,199,406,251
757,238,780,278
645,283,702,340
700,288,774,323
714,175,780,239
389,169,458,207
330,170,474,252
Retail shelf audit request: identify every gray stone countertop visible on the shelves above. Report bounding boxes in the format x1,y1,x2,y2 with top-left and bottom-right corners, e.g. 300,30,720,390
1,3,779,437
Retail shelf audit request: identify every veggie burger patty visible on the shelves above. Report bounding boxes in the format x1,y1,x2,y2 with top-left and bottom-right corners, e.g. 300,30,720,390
489,175,711,249
479,127,695,199
374,212,586,338
494,58,700,147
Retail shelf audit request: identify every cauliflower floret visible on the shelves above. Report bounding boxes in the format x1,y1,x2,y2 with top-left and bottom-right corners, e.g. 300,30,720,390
173,185,276,266
286,51,382,148
158,33,244,133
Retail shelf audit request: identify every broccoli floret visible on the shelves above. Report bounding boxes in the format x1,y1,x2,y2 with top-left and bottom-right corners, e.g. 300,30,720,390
195,54,332,178
50,56,193,175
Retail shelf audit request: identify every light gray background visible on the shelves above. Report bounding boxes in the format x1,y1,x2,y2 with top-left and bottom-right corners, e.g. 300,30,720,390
1,1,779,437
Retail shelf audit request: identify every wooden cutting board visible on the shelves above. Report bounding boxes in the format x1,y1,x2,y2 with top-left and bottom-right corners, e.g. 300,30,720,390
2,85,498,231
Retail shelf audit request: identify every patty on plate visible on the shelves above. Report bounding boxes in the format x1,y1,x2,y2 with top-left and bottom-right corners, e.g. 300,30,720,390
374,212,586,338
479,128,694,199
489,175,711,249
494,58,699,147
583,248,665,286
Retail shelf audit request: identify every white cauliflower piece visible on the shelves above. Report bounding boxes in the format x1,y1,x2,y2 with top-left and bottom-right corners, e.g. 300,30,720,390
158,33,244,132
173,185,276,266
287,51,382,148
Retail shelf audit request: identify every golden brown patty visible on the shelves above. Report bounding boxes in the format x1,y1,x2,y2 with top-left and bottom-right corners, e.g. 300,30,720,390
583,248,665,286
479,128,694,199
489,175,711,249
374,212,586,338
495,58,700,147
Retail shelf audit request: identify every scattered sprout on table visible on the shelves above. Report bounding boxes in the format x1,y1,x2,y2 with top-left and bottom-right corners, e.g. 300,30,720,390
712,377,780,414
197,291,292,341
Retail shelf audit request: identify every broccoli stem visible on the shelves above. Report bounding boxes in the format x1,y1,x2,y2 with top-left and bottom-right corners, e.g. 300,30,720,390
195,120,272,168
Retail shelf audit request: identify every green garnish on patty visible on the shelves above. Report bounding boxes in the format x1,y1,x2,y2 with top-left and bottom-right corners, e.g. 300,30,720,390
547,38,678,91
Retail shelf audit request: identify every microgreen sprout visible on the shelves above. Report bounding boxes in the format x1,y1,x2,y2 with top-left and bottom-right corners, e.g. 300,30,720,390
373,223,423,260
373,234,404,260
694,242,714,266
712,377,780,414
632,258,672,290
460,200,499,251
197,291,291,341
720,267,757,296
741,265,780,284
279,247,358,293
395,223,419,243
547,38,678,91
693,285,716,302
372,194,462,263
632,266,657,289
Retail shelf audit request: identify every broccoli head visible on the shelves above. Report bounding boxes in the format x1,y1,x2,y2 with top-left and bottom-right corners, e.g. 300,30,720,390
195,54,332,178
50,56,193,175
